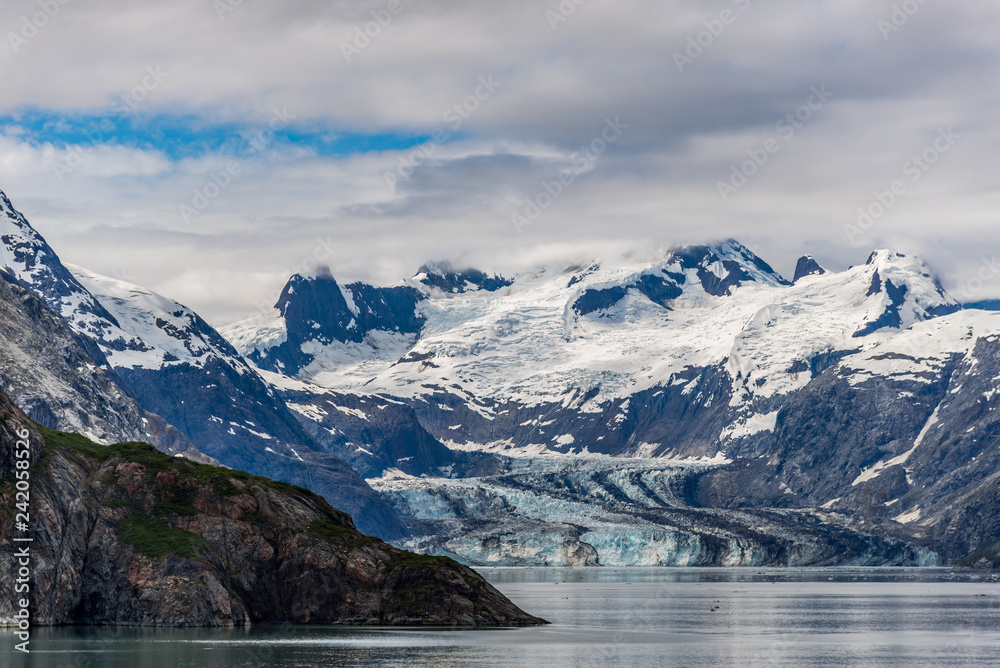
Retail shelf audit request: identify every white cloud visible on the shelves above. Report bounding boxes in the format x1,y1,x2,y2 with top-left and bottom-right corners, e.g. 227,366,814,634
0,0,998,323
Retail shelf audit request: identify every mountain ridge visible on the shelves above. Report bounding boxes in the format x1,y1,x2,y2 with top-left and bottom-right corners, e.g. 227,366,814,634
220,235,996,566
3,184,997,568
0,188,406,540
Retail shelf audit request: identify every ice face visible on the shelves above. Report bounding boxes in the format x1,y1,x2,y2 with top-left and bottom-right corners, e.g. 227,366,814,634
371,456,929,568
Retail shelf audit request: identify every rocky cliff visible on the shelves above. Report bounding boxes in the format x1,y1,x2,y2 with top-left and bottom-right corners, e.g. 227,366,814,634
0,269,199,459
0,391,545,627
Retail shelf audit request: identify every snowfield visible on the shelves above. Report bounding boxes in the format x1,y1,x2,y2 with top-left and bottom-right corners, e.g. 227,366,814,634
228,240,970,459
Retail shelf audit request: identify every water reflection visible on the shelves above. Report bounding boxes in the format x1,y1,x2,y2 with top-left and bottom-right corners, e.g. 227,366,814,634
2,568,998,668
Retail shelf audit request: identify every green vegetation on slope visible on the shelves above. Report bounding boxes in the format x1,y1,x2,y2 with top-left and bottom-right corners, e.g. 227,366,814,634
35,425,360,558
383,551,459,574
306,518,355,541
33,425,479,575
117,511,210,560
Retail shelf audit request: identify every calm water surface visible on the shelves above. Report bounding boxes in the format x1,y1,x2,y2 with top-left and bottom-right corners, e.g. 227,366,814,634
2,568,999,667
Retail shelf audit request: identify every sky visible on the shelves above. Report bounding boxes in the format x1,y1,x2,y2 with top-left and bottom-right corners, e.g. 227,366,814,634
0,0,998,325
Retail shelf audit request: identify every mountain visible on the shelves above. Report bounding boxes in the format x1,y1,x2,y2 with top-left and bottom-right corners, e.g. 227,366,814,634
0,192,197,456
223,267,425,379
225,240,999,566
0,394,545,627
693,308,1000,563
0,190,123,347
233,242,958,460
6,180,994,568
0,188,404,540
69,266,408,539
259,369,476,480
792,255,826,283
0,267,199,458
415,261,514,294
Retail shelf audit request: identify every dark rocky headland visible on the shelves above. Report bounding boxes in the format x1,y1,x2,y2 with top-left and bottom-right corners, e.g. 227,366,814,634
0,392,546,627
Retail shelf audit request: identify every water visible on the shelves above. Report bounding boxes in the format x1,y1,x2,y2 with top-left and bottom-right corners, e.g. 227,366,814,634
3,568,999,667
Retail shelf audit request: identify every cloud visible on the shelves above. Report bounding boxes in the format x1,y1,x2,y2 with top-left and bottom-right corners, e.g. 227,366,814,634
0,0,998,324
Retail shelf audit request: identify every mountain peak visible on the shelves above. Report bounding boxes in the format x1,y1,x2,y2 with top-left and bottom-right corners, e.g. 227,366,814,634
793,255,826,283
416,260,453,276
864,249,918,268
662,239,789,298
1,188,47,277
275,270,345,322
300,264,336,281
0,187,17,211
0,187,124,338
414,261,512,294
849,249,960,338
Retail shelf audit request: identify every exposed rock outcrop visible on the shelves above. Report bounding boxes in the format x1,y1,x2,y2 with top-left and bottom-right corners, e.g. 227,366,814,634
792,255,826,283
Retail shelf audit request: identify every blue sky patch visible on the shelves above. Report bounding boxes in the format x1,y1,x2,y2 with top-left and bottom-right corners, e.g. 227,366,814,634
0,108,436,161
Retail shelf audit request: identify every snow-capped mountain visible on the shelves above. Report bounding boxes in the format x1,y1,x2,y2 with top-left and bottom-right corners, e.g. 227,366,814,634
223,261,514,380
694,307,1000,562
0,188,404,539
0,267,199,457
225,239,1000,566
223,267,424,379
0,189,122,345
5,182,996,567
69,269,408,540
229,241,960,460
258,368,498,480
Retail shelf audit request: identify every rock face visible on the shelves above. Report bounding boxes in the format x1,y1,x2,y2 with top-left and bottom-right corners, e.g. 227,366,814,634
268,375,502,481
792,255,826,283
0,391,545,627
0,268,198,459
416,261,513,295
